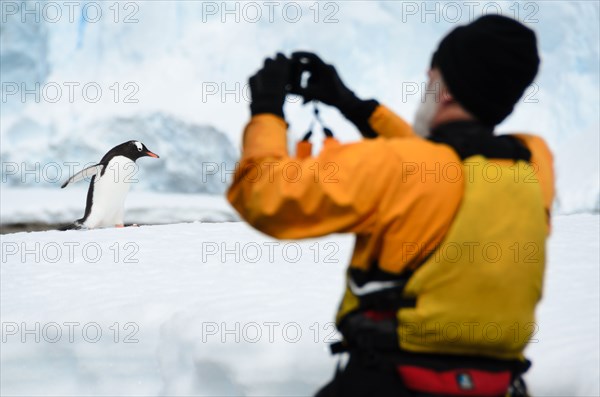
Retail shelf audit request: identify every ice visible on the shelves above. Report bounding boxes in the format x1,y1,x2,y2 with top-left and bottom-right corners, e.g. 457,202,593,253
1,112,238,194
1,1,598,214
0,1,49,113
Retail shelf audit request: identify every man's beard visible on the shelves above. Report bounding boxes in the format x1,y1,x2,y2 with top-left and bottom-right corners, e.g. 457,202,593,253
413,83,440,138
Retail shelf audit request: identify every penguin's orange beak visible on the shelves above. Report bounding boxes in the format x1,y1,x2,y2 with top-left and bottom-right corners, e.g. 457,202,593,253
146,151,159,158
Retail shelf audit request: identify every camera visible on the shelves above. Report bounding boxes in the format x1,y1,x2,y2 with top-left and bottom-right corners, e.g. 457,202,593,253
286,54,312,95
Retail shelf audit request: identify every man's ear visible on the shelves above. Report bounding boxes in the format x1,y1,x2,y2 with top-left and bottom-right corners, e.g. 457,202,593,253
440,85,454,105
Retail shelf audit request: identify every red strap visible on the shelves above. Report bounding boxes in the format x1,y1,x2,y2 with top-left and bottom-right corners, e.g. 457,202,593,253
397,365,511,396
363,310,396,321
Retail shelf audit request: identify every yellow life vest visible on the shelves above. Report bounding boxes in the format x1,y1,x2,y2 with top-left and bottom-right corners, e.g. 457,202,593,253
338,156,547,360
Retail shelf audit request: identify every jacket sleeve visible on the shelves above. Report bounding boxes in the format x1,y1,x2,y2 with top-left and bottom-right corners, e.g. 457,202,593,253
227,114,399,239
368,105,416,139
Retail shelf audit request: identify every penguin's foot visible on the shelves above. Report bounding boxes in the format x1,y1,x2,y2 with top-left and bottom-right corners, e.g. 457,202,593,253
115,224,125,228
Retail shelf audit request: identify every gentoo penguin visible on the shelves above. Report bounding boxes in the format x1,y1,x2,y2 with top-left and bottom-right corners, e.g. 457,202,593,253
61,140,159,229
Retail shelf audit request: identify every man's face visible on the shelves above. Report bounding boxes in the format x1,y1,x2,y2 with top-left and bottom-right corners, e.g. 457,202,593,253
413,69,443,137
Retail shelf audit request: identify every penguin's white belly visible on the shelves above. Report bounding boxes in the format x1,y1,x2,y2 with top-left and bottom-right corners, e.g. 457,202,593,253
83,156,135,228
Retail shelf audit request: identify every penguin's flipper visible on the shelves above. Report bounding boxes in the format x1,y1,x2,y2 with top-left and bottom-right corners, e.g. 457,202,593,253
61,164,104,188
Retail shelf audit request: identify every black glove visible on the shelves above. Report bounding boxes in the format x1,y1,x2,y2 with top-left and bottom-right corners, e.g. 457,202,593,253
249,53,290,118
290,51,379,138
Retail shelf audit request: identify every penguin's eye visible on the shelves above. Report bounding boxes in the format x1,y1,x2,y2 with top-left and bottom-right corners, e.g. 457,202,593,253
137,147,142,152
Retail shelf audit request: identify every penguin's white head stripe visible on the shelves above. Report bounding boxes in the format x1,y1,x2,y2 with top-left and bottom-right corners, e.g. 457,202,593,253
134,141,143,151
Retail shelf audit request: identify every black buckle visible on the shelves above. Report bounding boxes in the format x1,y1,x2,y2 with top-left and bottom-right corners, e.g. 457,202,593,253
330,341,349,355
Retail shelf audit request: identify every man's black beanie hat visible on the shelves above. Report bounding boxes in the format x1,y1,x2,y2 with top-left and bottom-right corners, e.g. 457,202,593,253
431,14,540,126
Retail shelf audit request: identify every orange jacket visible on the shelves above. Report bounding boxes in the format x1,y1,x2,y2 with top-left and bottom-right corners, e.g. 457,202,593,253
227,105,554,274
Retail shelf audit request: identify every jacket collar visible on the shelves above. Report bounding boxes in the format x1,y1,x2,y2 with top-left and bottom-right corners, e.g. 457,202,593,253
428,120,531,161
431,120,494,138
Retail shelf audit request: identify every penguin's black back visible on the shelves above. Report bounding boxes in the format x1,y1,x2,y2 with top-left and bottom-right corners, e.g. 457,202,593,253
76,174,97,225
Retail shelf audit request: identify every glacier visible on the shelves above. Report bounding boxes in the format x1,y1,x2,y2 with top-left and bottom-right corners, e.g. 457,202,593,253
1,0,599,213
1,112,238,194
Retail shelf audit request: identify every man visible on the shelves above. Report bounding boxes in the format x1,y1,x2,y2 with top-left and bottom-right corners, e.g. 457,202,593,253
228,15,554,397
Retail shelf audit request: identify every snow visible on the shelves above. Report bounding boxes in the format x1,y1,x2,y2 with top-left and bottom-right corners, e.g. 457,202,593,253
0,222,352,396
0,187,238,225
1,1,599,213
1,214,598,396
524,214,600,396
